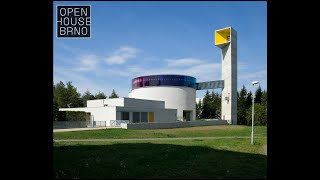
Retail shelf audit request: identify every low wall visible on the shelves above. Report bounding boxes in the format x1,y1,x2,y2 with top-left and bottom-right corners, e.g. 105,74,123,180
53,121,88,129
125,120,228,130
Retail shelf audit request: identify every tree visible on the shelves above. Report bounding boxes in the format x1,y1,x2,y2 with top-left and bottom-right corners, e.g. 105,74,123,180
208,91,216,118
81,90,95,107
53,84,59,121
261,90,267,107
210,91,221,119
246,91,253,109
254,85,262,104
54,81,83,108
196,99,202,119
54,81,67,108
246,103,267,126
53,81,83,121
200,90,211,119
109,89,119,98
65,82,83,107
214,92,221,119
237,85,248,125
95,91,107,99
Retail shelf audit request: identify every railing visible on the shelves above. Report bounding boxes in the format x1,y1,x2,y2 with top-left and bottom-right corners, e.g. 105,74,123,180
93,121,106,127
110,120,130,127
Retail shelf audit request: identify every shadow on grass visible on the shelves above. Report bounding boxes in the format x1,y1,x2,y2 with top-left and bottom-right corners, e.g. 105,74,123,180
54,143,267,179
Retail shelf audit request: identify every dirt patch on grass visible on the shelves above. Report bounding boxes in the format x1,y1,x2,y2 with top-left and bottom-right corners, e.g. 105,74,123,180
263,144,267,155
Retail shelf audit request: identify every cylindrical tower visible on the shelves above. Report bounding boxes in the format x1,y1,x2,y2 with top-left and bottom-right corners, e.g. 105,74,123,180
130,74,196,121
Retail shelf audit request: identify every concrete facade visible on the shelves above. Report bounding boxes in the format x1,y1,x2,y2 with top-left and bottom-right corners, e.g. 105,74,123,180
216,27,237,124
130,86,196,121
59,97,177,126
116,106,176,123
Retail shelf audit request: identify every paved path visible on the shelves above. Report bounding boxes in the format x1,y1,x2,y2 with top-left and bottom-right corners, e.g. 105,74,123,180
263,144,267,155
54,136,267,142
53,127,121,132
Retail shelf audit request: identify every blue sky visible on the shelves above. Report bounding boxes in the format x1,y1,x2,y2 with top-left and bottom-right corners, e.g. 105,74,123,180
53,1,267,100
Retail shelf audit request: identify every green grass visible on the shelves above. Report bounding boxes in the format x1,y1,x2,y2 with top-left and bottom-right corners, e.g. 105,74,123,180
54,138,267,179
54,125,267,139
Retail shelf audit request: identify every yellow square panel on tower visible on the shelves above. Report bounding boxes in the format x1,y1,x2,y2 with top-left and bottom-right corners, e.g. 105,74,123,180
215,27,231,45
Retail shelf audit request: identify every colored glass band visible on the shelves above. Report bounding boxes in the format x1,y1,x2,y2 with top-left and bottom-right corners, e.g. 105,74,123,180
132,75,197,90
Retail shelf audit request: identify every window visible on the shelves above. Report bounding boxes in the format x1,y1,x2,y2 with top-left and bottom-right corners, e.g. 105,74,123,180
141,112,148,123
121,112,129,120
132,112,140,123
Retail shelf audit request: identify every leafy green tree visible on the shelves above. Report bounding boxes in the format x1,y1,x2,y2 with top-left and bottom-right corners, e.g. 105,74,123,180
109,89,119,98
82,90,95,107
246,103,267,126
254,85,262,104
95,91,107,99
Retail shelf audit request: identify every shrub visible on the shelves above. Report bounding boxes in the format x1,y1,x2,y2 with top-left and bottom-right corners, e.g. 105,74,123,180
246,104,267,126
65,111,87,121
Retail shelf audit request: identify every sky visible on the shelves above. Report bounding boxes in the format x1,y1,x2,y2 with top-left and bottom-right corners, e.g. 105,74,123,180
53,1,267,101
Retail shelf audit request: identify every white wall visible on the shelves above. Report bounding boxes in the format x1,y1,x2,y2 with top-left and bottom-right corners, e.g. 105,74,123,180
131,86,196,121
88,107,116,126
103,98,124,107
124,98,164,108
87,99,105,107
59,107,116,126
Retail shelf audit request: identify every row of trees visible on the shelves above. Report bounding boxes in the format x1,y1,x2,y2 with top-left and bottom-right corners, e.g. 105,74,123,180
238,85,267,125
196,85,267,126
53,81,119,121
196,91,221,119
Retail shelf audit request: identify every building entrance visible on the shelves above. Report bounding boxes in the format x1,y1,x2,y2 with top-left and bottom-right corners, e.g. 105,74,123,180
183,110,192,121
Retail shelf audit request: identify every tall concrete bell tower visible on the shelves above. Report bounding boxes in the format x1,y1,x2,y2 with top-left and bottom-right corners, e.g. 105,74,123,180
215,27,237,124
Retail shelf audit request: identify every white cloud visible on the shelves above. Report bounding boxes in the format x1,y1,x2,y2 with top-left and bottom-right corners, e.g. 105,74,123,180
54,66,109,95
127,60,221,82
56,42,84,55
166,58,203,67
239,70,267,79
238,69,267,92
105,46,140,65
127,66,144,73
73,55,99,72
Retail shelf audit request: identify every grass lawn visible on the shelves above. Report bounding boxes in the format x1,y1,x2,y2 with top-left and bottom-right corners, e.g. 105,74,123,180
54,125,267,139
54,138,267,179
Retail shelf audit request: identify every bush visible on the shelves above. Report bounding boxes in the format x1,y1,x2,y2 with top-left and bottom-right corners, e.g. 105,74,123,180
237,109,247,125
65,111,87,121
246,104,267,126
